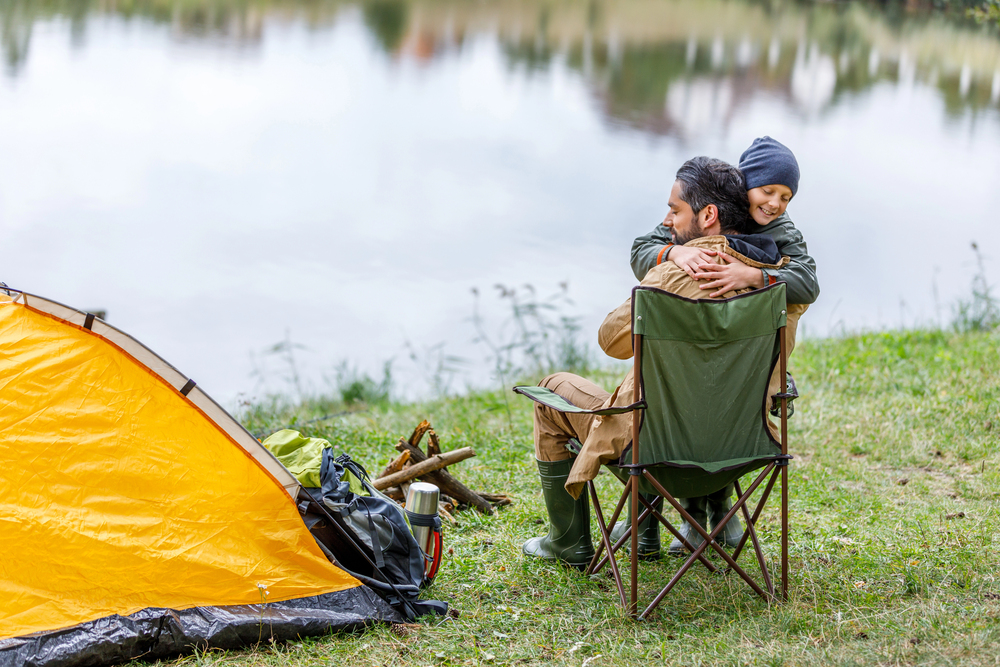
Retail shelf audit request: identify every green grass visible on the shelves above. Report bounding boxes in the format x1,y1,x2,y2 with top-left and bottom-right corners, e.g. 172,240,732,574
158,329,1000,667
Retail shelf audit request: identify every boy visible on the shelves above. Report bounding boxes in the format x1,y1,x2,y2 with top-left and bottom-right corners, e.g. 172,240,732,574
631,136,818,304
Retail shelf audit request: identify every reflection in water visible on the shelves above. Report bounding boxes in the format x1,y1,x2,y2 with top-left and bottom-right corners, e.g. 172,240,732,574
495,0,1000,135
363,0,408,52
4,0,1000,125
1,0,998,400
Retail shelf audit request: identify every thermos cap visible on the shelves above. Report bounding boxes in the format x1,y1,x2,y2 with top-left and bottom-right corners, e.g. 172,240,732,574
405,482,440,516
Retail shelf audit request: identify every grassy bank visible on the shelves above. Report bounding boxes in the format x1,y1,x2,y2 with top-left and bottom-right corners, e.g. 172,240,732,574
164,329,1000,667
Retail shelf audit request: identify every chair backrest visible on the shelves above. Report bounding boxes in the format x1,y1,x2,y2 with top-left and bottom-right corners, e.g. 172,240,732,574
632,283,787,474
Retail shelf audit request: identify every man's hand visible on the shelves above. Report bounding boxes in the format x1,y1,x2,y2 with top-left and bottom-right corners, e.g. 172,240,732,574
667,245,718,279
692,253,764,297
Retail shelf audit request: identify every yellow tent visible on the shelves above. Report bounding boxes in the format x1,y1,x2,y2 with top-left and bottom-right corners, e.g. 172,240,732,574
0,290,396,664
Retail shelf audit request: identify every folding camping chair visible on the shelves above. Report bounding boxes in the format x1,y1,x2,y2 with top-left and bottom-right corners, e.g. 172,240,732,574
516,283,792,619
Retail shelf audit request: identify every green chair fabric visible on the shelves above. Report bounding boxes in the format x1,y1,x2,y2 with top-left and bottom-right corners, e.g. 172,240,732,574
624,285,787,497
515,284,788,499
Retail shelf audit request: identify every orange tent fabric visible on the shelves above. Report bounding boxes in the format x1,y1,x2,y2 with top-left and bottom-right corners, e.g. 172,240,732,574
0,296,359,641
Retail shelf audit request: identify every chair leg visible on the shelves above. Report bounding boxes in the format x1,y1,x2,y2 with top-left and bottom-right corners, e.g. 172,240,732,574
593,504,655,574
733,470,778,597
643,468,777,608
728,477,775,597
782,463,789,600
641,503,746,618
589,484,632,575
731,471,779,562
591,484,716,577
637,494,716,574
590,464,785,618
587,481,627,609
712,468,781,597
713,468,782,600
637,477,776,620
641,496,759,617
732,479,753,563
630,474,639,618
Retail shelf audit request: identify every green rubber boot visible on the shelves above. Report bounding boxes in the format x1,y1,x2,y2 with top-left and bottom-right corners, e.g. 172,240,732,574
707,484,744,549
666,496,708,556
609,493,662,560
522,458,595,569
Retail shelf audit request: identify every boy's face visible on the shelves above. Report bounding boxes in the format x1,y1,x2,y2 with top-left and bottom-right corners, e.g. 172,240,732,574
747,185,793,225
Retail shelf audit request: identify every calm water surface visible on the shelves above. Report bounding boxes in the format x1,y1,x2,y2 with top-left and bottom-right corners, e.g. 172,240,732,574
2,0,999,402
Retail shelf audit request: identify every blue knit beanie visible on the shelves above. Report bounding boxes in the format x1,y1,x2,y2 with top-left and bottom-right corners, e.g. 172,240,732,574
738,136,800,196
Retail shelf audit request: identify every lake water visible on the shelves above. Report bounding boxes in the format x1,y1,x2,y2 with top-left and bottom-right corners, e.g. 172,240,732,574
2,0,999,403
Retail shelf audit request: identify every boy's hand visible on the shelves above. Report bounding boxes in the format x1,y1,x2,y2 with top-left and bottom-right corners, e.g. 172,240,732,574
692,253,764,297
667,245,718,279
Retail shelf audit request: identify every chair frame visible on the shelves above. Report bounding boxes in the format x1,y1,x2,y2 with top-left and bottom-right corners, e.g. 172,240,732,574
584,301,791,620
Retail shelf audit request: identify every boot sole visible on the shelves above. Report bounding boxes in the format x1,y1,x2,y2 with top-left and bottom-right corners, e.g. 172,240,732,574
525,555,595,571
523,548,595,570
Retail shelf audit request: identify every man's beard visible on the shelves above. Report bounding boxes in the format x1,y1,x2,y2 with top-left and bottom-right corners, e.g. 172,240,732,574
673,226,698,246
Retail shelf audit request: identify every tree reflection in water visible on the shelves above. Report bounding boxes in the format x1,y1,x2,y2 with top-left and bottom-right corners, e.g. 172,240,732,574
2,0,998,134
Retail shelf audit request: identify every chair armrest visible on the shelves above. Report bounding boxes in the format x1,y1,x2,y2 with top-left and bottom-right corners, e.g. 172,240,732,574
513,385,643,415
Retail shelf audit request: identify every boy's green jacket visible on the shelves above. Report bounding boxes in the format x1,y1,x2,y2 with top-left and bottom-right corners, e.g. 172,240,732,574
630,213,820,305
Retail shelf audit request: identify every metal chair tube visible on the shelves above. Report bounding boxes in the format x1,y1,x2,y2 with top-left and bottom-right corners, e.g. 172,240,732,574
780,325,789,601
630,332,642,618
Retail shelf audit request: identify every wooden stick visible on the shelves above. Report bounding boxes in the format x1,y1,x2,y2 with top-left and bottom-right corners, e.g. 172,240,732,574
426,429,442,458
479,493,513,506
408,420,432,449
379,450,411,479
395,438,494,514
373,447,476,490
438,503,456,524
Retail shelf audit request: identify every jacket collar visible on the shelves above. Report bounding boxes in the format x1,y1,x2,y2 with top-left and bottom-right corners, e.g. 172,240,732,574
753,212,792,235
683,235,789,270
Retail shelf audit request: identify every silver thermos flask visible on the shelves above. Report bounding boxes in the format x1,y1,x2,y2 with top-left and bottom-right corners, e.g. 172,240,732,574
405,482,441,575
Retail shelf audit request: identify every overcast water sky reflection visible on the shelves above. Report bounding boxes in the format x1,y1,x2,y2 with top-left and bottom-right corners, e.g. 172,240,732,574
1,0,999,402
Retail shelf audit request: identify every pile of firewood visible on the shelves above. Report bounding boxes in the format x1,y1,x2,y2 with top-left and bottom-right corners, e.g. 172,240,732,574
374,420,511,521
